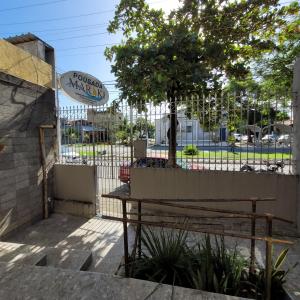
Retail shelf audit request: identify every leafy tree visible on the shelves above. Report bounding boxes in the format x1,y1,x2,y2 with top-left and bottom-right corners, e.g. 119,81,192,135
253,2,300,96
133,117,155,139
115,130,130,145
63,127,79,144
83,132,90,144
106,0,299,165
115,117,131,144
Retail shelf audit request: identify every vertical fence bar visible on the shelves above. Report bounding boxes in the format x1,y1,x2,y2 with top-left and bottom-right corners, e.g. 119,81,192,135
250,199,257,274
122,199,129,277
265,214,273,300
138,200,142,258
130,105,134,165
92,108,96,166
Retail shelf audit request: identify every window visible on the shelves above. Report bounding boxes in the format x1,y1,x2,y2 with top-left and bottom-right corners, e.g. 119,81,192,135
186,125,192,133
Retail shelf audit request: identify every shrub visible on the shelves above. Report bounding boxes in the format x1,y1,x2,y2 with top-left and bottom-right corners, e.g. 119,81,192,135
227,135,235,144
131,228,295,299
186,235,248,295
183,144,198,156
115,130,129,144
132,227,188,286
245,248,299,299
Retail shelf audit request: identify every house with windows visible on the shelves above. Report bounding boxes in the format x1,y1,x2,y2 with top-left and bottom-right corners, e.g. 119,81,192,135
155,109,227,146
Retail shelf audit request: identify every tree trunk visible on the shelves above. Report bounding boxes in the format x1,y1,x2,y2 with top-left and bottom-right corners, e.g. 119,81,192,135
167,94,177,167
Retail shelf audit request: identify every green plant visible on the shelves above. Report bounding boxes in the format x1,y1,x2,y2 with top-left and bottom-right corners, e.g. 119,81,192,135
132,227,189,286
131,229,296,299
115,130,129,145
183,145,199,156
227,135,236,144
247,248,299,299
186,235,248,295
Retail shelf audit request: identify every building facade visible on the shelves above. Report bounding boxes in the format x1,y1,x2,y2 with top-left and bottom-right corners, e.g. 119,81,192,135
155,109,225,146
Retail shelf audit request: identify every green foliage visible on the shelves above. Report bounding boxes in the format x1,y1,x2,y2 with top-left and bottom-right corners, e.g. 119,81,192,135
115,117,155,144
132,229,248,296
186,236,247,295
63,127,79,143
83,133,90,143
183,144,199,156
106,0,299,161
132,227,188,286
106,0,299,104
115,130,129,145
227,135,235,144
246,248,299,299
133,117,155,139
131,228,296,299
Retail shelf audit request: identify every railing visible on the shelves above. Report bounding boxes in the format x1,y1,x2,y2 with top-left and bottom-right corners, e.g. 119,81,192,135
58,90,293,174
101,194,294,300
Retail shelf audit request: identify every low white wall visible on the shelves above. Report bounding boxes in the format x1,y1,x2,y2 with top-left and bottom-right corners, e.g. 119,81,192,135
130,168,298,223
54,164,96,204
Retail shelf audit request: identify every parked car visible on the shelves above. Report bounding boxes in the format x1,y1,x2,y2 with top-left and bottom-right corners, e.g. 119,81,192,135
61,146,87,164
233,133,242,142
262,134,277,143
119,157,165,183
277,134,291,145
119,157,205,183
233,133,248,143
240,135,249,143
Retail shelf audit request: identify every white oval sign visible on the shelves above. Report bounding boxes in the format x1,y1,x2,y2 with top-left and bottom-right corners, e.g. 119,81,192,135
60,71,109,105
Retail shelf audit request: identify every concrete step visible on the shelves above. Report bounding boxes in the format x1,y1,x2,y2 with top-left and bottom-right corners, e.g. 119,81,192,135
0,242,46,266
44,248,93,271
0,261,246,300
0,242,93,271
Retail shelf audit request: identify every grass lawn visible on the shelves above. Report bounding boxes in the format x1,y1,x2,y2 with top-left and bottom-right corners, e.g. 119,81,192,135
176,150,291,160
78,149,291,160
79,150,95,156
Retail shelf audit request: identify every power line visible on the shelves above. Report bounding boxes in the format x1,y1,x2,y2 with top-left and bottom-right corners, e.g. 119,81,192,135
47,31,109,42
0,0,166,26
0,0,296,27
0,9,115,26
0,0,68,13
58,51,107,57
57,43,118,51
0,23,108,36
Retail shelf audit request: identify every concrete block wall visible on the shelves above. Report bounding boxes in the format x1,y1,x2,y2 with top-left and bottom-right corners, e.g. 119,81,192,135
0,72,56,237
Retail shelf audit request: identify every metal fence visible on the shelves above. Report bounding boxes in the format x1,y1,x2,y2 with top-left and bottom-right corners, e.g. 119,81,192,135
58,91,294,175
58,92,294,215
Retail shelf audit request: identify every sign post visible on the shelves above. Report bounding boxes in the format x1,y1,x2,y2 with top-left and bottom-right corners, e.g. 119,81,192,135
60,71,109,106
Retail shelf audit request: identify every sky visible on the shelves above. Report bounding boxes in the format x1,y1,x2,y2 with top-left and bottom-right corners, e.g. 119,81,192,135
0,0,180,106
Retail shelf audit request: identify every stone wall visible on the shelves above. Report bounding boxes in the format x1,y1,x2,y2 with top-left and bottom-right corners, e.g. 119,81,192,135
0,72,56,237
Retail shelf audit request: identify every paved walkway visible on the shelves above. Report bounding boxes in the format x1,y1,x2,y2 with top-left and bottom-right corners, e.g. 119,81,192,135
4,213,134,274
3,213,300,299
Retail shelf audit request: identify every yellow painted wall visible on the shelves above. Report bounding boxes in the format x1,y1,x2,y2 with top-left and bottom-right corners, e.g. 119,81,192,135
0,39,52,88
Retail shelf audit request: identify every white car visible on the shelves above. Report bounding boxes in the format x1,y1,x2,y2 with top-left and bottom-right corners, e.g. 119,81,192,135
233,133,248,143
233,133,242,141
240,135,249,143
278,134,291,145
262,134,277,143
61,146,85,164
